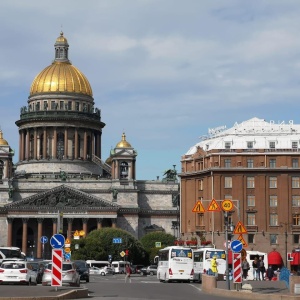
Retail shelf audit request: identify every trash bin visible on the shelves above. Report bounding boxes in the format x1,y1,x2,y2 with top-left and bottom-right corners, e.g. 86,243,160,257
294,284,300,294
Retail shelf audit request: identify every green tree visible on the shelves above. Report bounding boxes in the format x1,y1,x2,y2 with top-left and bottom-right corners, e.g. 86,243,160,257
140,232,175,264
71,228,147,264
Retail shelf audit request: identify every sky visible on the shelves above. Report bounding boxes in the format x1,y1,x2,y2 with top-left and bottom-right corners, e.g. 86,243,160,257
1,1,300,180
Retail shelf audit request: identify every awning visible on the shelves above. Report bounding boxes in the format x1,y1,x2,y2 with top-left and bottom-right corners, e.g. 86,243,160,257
290,252,300,265
268,250,283,266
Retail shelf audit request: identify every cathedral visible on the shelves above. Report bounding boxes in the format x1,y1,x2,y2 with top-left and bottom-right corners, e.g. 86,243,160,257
0,32,179,259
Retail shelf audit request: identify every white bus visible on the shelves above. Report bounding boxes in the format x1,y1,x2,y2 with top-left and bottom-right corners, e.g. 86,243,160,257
192,247,226,282
86,260,110,269
111,260,130,274
157,246,194,283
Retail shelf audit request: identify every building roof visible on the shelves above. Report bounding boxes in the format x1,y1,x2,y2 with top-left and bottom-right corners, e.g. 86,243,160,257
186,117,300,155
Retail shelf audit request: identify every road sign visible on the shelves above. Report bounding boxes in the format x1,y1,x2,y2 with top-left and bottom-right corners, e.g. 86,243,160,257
221,199,233,212
233,253,242,283
207,199,221,212
113,238,122,244
224,240,231,249
120,251,125,257
73,230,80,237
155,242,161,248
237,234,248,248
65,238,71,248
231,240,243,253
233,221,248,234
79,230,85,236
50,234,65,249
40,236,48,244
65,253,71,260
192,201,205,212
51,249,63,287
65,247,71,253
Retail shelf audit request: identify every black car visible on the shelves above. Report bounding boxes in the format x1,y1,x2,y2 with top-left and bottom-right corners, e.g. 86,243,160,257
74,260,90,282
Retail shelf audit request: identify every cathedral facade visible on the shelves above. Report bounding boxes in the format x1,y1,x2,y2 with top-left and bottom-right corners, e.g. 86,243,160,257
0,33,179,259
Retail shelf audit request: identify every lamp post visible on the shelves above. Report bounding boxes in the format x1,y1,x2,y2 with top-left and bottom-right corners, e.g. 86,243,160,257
280,222,291,267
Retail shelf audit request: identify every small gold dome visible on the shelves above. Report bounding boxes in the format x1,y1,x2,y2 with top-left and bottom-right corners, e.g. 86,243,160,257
105,156,112,165
116,133,132,148
29,32,93,96
0,131,8,146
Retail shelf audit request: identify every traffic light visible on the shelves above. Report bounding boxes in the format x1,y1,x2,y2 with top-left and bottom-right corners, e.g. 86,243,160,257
125,249,129,256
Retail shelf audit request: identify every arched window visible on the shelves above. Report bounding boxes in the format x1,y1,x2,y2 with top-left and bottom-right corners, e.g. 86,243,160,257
57,132,64,159
120,162,128,179
0,160,3,181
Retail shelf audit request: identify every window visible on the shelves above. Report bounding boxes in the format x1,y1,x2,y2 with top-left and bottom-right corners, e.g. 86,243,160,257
198,180,203,191
51,101,56,110
269,195,277,207
196,213,204,226
247,141,253,149
247,195,255,207
247,213,256,225
269,177,277,188
293,214,300,226
269,159,276,168
293,158,299,168
224,177,232,188
224,159,231,168
270,213,278,226
247,177,255,188
248,234,255,244
292,196,300,207
68,101,72,110
270,234,278,244
224,195,232,200
292,177,300,188
292,142,298,149
269,141,276,149
293,234,300,244
225,142,231,149
36,102,40,111
247,159,254,168
75,102,80,111
60,101,64,110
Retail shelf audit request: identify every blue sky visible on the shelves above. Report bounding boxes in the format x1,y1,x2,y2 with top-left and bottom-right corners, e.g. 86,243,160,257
1,0,300,180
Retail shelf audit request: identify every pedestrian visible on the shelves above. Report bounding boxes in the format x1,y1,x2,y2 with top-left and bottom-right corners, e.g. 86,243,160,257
266,265,274,281
211,256,218,277
258,256,265,280
242,258,250,280
252,257,258,280
125,265,132,283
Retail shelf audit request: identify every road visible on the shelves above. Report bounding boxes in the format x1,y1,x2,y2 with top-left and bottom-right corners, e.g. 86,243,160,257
0,273,234,300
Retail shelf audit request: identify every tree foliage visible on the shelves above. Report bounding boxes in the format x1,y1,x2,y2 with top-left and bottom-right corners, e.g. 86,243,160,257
140,232,175,263
70,228,148,264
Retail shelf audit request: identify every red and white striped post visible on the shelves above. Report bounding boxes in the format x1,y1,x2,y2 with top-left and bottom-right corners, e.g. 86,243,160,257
233,253,242,283
51,249,63,287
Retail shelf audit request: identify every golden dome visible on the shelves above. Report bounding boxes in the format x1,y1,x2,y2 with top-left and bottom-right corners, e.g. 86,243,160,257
105,156,112,165
116,133,132,148
0,130,8,146
29,32,93,96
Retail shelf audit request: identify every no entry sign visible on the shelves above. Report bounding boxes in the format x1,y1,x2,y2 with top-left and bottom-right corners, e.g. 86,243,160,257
51,249,63,286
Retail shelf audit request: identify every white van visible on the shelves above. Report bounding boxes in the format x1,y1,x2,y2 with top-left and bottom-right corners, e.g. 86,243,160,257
192,247,226,282
111,261,130,274
245,250,268,280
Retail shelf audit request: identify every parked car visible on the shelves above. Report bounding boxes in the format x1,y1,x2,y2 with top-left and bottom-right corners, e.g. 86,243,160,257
0,260,37,285
89,266,101,275
147,265,157,276
74,260,90,282
133,264,145,274
99,266,115,276
42,261,80,287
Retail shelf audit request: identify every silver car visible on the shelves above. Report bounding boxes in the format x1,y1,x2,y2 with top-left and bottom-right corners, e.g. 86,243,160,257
42,261,80,287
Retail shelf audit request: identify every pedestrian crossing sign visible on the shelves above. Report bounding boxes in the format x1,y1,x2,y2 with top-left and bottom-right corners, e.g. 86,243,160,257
192,201,205,212
207,199,221,212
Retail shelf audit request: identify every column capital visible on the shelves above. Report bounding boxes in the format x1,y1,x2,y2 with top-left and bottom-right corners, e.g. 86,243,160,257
7,217,14,224
82,218,89,224
52,218,58,224
22,218,29,224
67,218,74,224
37,218,44,224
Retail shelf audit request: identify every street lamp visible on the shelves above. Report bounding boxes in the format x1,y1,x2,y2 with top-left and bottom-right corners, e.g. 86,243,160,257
280,222,291,267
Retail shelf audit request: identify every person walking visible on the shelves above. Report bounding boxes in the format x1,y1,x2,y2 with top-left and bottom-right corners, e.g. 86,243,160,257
266,265,274,281
252,257,258,280
258,256,265,280
125,265,132,283
242,258,250,280
211,256,218,277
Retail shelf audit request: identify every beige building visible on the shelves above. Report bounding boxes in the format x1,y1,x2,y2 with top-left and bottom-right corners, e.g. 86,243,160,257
180,117,300,264
0,32,179,259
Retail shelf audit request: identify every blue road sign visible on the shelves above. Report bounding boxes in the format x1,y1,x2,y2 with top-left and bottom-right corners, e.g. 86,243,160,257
231,240,243,253
113,238,122,244
65,253,71,260
50,234,65,249
40,236,48,244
